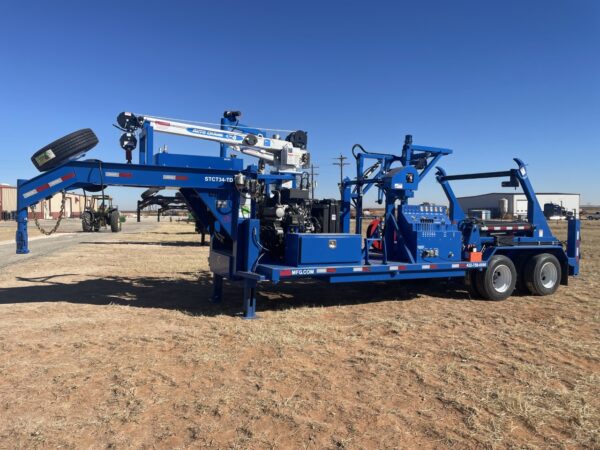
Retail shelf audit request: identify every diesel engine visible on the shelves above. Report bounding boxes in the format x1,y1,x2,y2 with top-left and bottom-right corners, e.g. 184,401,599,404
258,188,340,259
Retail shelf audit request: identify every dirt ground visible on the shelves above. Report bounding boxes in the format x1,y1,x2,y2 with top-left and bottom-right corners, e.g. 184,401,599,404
0,221,57,242
0,216,143,243
0,221,598,449
0,218,94,242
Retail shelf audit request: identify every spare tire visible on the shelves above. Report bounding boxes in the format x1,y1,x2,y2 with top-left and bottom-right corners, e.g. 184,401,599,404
82,185,107,193
31,129,98,172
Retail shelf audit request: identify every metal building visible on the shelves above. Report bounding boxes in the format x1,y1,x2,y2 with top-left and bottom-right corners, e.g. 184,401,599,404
457,192,580,219
0,184,86,220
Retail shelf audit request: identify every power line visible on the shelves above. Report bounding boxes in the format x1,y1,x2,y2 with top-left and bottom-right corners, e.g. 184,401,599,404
333,154,349,190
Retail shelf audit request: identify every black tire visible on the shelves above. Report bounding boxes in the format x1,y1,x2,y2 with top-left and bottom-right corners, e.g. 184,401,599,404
512,253,529,294
82,185,107,193
110,210,120,232
475,255,517,301
524,253,561,296
465,270,483,298
31,129,98,172
82,211,93,232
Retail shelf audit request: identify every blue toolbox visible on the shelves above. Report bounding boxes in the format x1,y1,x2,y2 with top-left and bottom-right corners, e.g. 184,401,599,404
284,233,362,266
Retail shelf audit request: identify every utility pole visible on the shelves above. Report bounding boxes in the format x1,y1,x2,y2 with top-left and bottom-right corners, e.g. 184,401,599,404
333,154,349,190
310,164,319,201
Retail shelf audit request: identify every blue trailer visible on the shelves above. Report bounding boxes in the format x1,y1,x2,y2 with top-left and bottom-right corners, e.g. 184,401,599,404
15,111,581,318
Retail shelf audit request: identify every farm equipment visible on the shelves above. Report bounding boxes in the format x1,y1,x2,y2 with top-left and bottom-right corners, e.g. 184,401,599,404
82,194,120,232
15,110,581,318
137,189,188,222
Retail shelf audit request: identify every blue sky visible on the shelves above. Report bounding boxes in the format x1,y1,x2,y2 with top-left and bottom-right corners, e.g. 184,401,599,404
0,1,598,208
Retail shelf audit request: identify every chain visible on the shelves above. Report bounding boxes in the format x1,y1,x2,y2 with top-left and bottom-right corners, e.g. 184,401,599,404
30,190,67,235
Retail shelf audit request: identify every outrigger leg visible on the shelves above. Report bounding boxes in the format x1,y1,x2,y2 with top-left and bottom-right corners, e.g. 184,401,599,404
211,274,223,303
16,179,29,255
242,280,258,320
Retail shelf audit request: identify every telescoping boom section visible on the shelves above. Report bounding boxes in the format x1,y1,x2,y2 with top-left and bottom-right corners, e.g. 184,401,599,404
16,111,581,318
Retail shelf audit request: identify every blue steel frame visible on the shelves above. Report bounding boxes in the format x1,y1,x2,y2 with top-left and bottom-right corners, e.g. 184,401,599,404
340,138,452,236
15,118,581,319
435,158,580,279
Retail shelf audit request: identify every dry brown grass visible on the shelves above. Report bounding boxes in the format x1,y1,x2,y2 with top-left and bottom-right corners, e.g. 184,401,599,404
0,221,598,448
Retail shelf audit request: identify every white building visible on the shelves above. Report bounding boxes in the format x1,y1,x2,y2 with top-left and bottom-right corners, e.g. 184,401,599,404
0,185,86,220
457,192,580,219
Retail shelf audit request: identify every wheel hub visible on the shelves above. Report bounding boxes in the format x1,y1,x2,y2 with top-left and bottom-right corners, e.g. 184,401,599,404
492,265,512,293
540,261,558,289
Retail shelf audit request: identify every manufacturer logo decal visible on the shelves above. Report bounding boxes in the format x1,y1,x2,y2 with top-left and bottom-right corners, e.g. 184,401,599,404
291,269,315,275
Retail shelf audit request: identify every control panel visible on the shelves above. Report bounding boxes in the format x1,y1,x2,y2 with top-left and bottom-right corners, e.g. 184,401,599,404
398,204,461,263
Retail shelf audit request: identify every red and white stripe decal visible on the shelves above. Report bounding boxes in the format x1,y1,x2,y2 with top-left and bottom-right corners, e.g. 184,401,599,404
105,171,132,178
281,268,337,277
23,172,76,198
279,263,474,277
163,175,189,181
480,225,531,231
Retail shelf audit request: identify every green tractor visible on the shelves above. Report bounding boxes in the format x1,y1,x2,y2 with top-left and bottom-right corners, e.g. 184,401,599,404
82,195,121,232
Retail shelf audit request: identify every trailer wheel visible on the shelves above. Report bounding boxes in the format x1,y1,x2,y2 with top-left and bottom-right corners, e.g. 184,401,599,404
475,255,517,301
31,129,99,172
524,253,561,296
110,210,120,232
465,270,483,298
82,212,93,232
